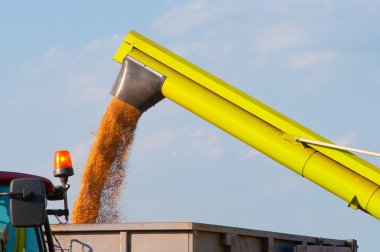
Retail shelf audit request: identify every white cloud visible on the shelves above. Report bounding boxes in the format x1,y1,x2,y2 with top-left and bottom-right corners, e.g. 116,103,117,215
252,24,307,66
25,46,68,76
189,128,207,138
153,1,210,36
242,148,260,159
189,128,224,158
26,33,122,76
290,51,336,69
170,31,235,60
133,127,224,160
70,138,94,171
153,1,312,69
65,72,110,104
82,34,123,53
138,129,177,154
42,47,66,61
262,175,304,195
256,25,305,54
333,131,357,147
24,34,123,105
153,0,250,36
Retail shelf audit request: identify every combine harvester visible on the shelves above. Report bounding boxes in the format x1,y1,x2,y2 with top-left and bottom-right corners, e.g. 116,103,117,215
53,31,379,251
1,31,377,251
109,30,380,219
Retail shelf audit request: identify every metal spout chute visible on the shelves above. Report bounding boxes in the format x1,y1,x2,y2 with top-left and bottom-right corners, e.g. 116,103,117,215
111,56,165,111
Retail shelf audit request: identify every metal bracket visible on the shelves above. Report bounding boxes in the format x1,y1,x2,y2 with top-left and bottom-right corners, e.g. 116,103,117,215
295,137,380,157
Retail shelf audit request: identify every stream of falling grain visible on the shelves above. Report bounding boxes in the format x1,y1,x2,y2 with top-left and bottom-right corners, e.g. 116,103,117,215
72,98,142,224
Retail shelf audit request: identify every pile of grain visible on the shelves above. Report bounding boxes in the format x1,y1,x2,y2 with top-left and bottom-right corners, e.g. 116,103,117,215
72,98,142,224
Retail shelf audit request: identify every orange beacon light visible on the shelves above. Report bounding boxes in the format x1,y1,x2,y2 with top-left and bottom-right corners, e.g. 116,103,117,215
54,150,74,187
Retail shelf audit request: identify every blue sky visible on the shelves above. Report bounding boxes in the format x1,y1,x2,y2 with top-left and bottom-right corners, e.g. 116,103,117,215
1,1,380,250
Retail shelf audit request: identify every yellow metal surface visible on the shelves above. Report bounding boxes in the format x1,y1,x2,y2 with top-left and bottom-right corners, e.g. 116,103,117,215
14,228,26,252
114,31,380,219
114,30,380,187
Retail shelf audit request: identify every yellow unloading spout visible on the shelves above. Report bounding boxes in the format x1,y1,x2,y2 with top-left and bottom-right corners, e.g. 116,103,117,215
111,30,380,220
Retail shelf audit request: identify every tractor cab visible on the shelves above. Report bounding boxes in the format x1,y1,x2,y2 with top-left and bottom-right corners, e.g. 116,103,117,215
0,151,73,251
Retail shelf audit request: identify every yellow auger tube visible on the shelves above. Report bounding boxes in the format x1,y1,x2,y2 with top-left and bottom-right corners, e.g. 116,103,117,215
114,30,380,219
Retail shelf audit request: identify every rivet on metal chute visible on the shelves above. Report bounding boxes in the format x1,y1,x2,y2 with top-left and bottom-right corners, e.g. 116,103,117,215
110,56,166,111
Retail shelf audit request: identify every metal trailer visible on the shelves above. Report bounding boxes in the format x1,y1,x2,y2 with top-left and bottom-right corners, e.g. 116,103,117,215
51,222,357,252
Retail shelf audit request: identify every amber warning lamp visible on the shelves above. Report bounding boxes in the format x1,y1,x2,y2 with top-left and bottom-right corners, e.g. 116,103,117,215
53,150,74,222
54,150,74,188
